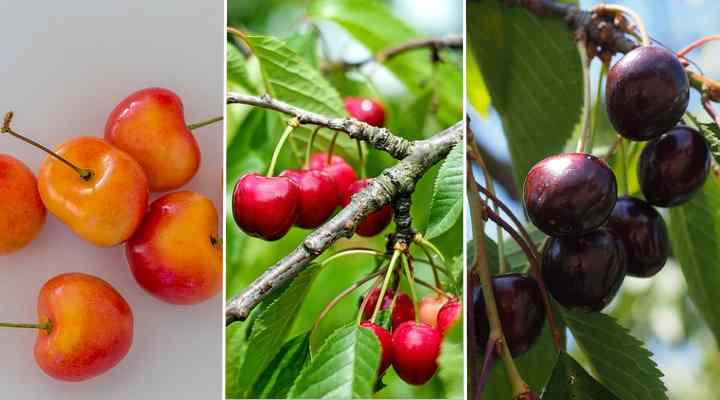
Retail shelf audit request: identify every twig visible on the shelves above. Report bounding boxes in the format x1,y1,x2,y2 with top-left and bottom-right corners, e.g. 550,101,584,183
677,34,720,58
324,36,462,70
226,121,463,324
227,93,413,159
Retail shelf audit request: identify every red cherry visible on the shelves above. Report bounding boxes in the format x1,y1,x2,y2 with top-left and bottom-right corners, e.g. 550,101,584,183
309,152,358,202
360,321,393,374
344,97,386,127
437,299,461,335
342,179,393,237
361,287,415,330
279,169,338,229
232,173,299,241
391,321,442,385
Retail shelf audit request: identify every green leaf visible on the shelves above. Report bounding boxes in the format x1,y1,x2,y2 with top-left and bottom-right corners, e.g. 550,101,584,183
426,143,464,239
308,0,462,127
285,29,320,69
443,256,463,297
467,51,490,118
468,0,583,190
544,352,619,399
234,263,321,397
226,322,250,398
669,176,720,346
563,309,668,399
288,324,380,399
686,112,720,164
251,333,311,398
242,34,357,160
227,41,256,94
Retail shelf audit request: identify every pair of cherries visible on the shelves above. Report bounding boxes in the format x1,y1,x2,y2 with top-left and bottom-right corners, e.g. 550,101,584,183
232,96,393,240
359,288,461,385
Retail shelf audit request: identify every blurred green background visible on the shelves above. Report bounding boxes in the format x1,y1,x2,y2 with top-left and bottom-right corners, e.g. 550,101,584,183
227,0,463,398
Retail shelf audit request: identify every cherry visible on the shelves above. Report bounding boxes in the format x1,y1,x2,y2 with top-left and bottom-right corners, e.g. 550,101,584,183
0,154,46,254
391,321,442,385
606,46,689,141
344,97,386,127
524,153,617,236
638,126,711,207
606,196,669,277
473,273,545,357
360,287,415,330
309,152,358,202
436,299,461,335
542,228,626,312
279,169,338,229
418,294,449,328
342,179,393,237
232,172,299,241
359,321,393,375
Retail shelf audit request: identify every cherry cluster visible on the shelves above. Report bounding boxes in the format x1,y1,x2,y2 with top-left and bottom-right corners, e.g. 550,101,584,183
475,45,713,359
360,288,460,385
232,97,393,240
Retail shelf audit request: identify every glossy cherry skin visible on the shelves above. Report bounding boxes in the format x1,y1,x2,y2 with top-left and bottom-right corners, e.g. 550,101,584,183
542,228,627,312
360,321,393,375
279,169,338,229
606,46,689,141
524,153,617,236
34,273,133,381
344,97,386,127
0,154,46,254
606,196,669,277
126,191,222,305
473,273,545,357
38,137,149,247
361,287,415,330
342,179,393,237
309,152,358,202
437,299,461,335
638,126,711,207
105,87,201,192
232,173,299,241
418,294,449,328
391,321,442,385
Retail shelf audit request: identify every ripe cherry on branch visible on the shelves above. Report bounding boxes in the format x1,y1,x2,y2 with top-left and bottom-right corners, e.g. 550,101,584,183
638,126,712,207
279,169,338,229
473,273,546,358
361,287,415,330
232,173,300,241
391,321,442,385
344,97,386,127
542,228,627,312
309,152,358,203
360,321,393,375
436,298,461,335
343,179,394,237
523,153,617,237
606,46,689,141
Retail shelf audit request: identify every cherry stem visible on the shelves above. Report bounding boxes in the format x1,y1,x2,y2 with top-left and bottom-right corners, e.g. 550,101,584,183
677,34,720,58
311,269,384,353
187,115,223,130
593,4,650,46
356,139,366,180
482,206,563,351
401,254,420,323
466,166,530,399
1,112,93,181
702,94,720,128
469,137,506,273
414,233,446,263
321,248,386,267
576,39,593,153
266,118,299,177
304,126,322,170
0,321,51,332
370,249,401,323
356,276,382,325
476,337,499,400
327,131,340,163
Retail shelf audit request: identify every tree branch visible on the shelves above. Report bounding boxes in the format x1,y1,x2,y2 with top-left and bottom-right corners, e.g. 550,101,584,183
227,92,414,159
391,193,414,247
507,0,720,102
226,121,463,324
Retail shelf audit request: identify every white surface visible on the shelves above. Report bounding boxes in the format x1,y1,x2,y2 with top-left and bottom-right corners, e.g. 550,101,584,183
0,1,223,399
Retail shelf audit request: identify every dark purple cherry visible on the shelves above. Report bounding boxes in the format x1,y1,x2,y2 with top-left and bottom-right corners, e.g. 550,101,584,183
606,46,689,141
606,196,669,277
524,153,617,236
638,126,711,207
473,273,545,357
541,228,626,312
